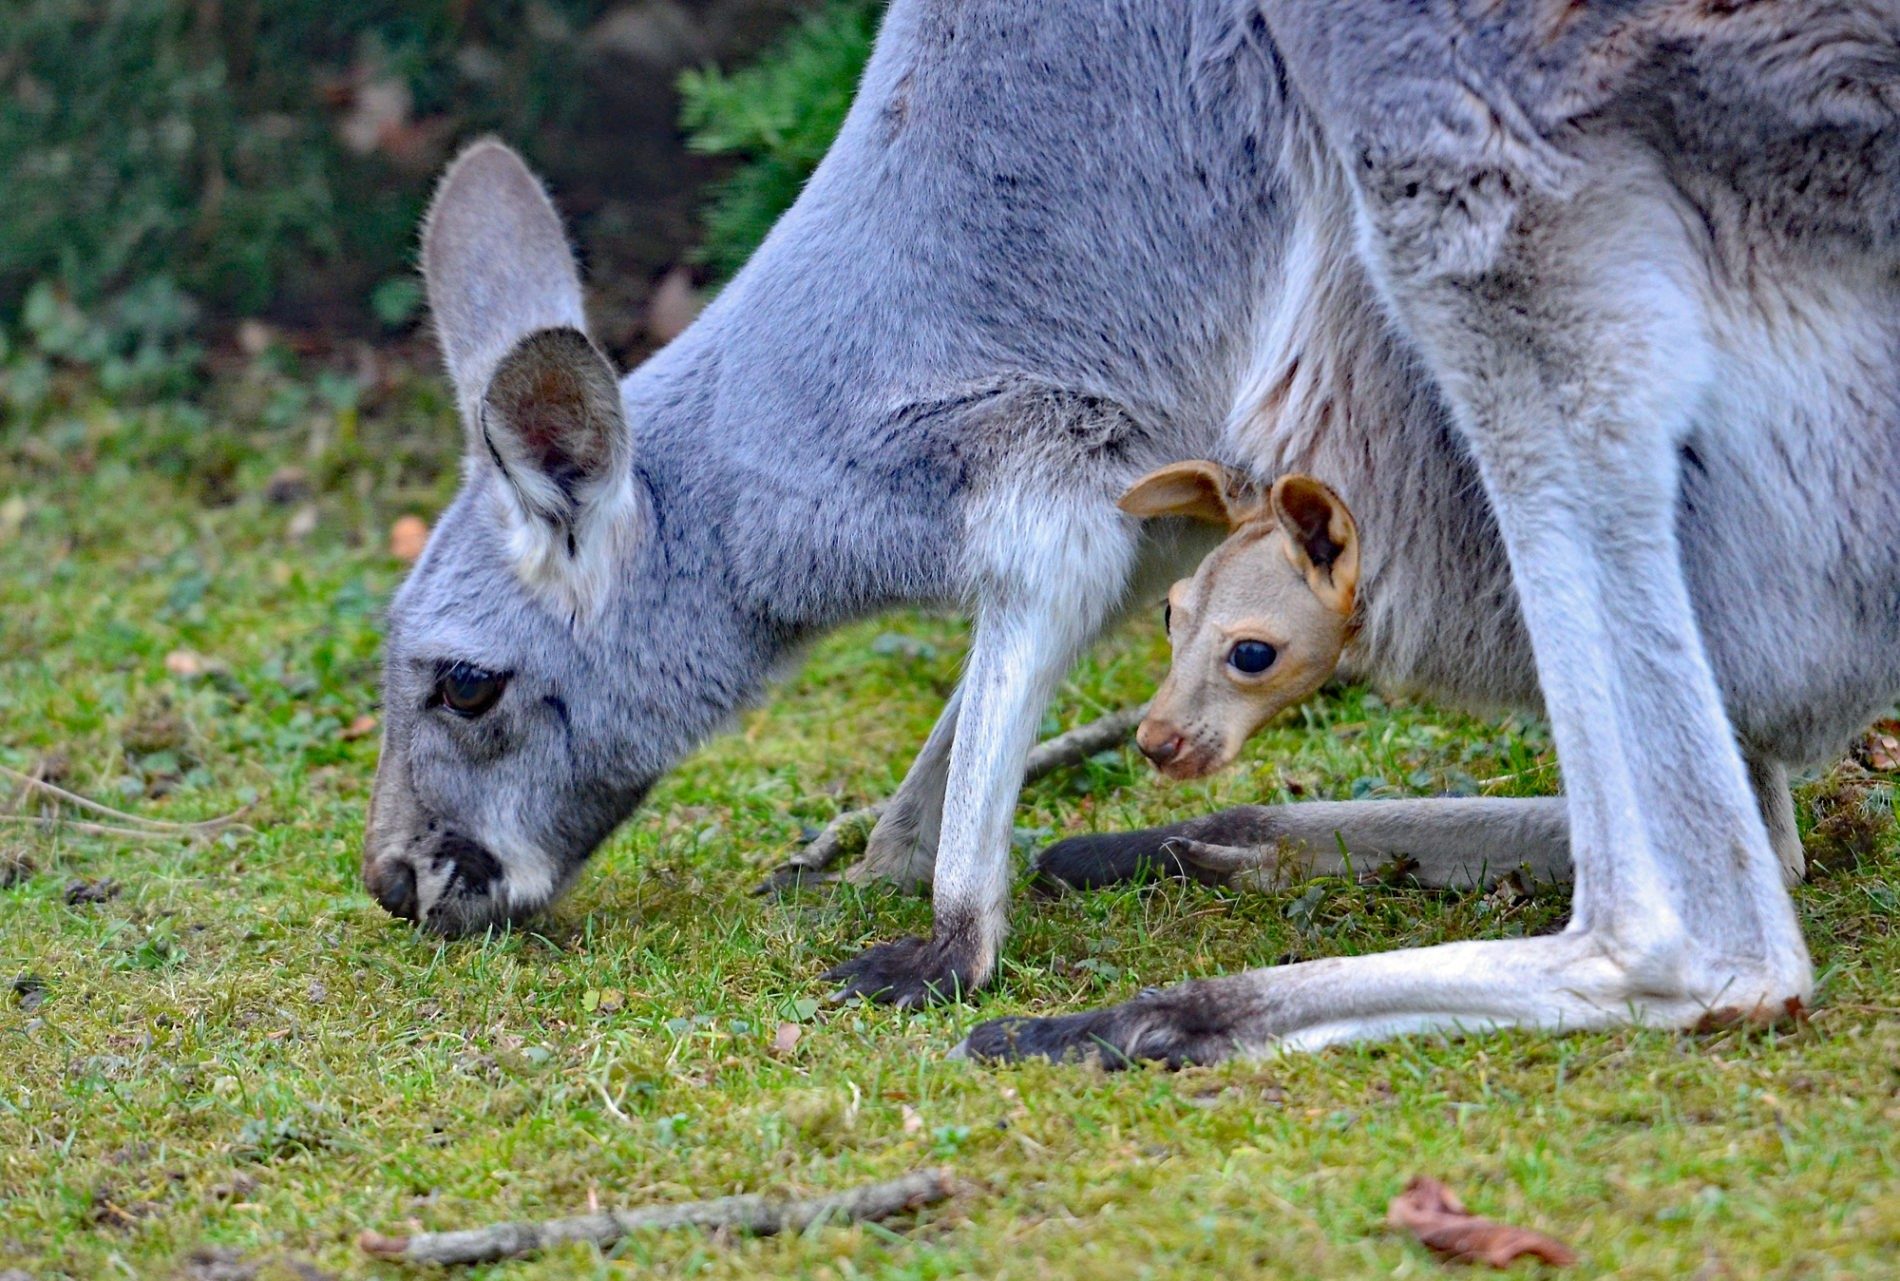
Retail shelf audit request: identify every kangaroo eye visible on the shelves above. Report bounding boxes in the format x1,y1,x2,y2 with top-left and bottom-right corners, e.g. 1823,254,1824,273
1162,602,1172,633
1227,640,1277,675
437,663,508,717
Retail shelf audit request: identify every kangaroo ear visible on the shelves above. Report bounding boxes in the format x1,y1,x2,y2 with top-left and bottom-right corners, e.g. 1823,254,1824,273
1271,474,1359,615
1118,461,1264,527
423,140,636,621
479,327,638,620
423,139,588,432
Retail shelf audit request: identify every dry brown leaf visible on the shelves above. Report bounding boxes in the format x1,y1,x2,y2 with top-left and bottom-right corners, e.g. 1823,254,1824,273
264,466,311,506
337,76,412,156
389,515,430,562
1388,1177,1577,1269
1861,720,1900,771
772,1022,802,1055
235,320,278,358
164,650,208,678
646,266,702,345
341,714,379,742
0,494,27,542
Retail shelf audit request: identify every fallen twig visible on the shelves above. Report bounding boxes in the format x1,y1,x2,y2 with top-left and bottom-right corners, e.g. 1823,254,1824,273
0,764,252,841
3,757,47,816
358,1168,958,1266
755,703,1148,893
1021,701,1150,782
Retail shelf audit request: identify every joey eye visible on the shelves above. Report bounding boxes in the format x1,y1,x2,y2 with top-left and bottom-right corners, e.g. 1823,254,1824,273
1227,640,1277,675
437,663,508,717
1163,602,1172,633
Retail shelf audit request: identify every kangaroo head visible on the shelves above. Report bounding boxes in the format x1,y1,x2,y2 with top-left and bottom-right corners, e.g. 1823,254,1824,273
364,141,752,934
1119,461,1359,779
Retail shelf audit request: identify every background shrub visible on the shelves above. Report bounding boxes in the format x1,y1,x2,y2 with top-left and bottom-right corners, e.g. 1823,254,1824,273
678,0,882,280
1,1,600,325
2,0,848,373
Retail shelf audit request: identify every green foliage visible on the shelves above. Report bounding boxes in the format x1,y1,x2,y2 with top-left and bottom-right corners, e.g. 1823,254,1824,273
8,279,202,402
0,0,601,332
679,1,883,279
368,276,425,330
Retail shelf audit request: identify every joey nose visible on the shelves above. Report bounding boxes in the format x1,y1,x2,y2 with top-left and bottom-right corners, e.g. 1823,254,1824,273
1136,723,1185,768
368,859,419,922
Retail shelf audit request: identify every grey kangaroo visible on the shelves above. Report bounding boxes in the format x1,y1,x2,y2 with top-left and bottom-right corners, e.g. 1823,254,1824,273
366,0,1900,1060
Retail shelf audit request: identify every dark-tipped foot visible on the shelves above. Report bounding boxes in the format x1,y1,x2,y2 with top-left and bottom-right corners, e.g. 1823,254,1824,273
958,984,1243,1069
825,928,990,1008
1028,827,1218,894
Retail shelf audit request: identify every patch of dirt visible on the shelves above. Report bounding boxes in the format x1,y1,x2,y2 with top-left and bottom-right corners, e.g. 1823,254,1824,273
179,1245,336,1281
209,1173,260,1202
64,877,121,906
87,1182,160,1232
122,699,190,755
0,846,34,888
181,1248,256,1281
263,467,312,506
1801,763,1894,874
9,975,45,1012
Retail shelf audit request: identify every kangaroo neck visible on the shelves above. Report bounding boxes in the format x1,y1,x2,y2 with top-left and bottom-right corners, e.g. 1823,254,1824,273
620,317,967,643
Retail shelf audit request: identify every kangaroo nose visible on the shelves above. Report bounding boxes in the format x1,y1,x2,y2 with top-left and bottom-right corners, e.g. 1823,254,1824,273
367,859,419,922
1137,723,1185,767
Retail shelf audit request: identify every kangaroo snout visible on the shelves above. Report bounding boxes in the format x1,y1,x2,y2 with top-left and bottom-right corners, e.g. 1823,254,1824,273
365,857,420,922
362,767,527,935
362,829,514,935
1136,720,1185,766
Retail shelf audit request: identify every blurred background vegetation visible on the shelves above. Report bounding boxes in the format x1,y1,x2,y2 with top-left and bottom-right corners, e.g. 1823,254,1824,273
0,0,883,400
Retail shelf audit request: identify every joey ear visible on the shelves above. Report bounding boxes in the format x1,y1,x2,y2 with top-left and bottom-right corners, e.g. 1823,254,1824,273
423,139,588,431
1270,474,1359,615
1117,460,1264,527
481,327,639,617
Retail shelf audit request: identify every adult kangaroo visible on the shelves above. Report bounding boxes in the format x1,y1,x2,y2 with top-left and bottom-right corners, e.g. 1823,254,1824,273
365,0,1900,1050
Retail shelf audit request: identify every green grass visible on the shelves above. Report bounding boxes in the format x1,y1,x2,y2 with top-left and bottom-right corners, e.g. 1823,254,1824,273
2,363,1897,1279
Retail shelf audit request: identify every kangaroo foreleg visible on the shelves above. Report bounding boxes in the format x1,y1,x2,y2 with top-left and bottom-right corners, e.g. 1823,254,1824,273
1749,757,1804,886
755,700,1148,895
851,698,1150,889
825,483,1138,1005
848,688,963,889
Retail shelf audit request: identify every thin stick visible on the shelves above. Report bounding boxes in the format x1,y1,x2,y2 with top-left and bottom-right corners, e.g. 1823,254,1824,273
0,764,252,838
1474,760,1559,791
3,759,45,816
358,1168,958,1267
755,703,1148,893
0,815,223,842
1020,702,1149,782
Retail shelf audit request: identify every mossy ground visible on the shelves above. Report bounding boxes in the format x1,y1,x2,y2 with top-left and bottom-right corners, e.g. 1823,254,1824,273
2,362,1896,1278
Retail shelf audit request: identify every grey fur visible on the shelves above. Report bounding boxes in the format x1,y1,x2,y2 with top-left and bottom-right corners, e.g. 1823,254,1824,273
367,2,1899,1047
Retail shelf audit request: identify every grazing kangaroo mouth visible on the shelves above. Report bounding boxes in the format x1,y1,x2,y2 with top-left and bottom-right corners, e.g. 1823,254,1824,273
364,829,507,929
